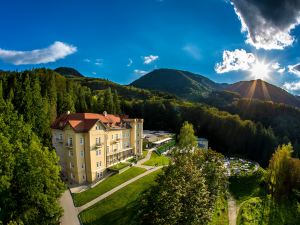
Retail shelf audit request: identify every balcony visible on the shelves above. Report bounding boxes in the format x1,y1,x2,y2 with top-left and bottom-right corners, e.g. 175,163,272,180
65,143,73,148
94,143,103,149
56,138,63,143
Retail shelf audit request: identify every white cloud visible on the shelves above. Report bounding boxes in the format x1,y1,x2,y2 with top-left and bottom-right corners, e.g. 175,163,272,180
278,68,286,74
95,58,103,66
230,0,300,50
133,69,148,76
127,58,133,67
143,55,159,64
215,49,255,73
83,58,91,63
0,41,77,65
215,49,286,75
92,72,96,75
271,62,280,70
183,44,201,60
288,63,300,77
283,81,300,92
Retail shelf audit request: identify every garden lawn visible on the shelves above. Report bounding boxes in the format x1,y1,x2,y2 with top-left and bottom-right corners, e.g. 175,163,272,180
210,196,229,225
142,150,148,158
80,169,162,225
73,167,146,207
229,167,266,205
109,162,130,170
142,152,170,166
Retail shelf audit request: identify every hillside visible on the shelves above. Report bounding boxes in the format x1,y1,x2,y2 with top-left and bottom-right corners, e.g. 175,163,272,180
131,68,223,100
54,67,84,78
225,79,300,108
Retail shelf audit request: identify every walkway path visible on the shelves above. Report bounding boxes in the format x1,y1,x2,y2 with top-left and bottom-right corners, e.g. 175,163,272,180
228,195,238,225
77,166,162,213
59,190,80,225
135,148,154,170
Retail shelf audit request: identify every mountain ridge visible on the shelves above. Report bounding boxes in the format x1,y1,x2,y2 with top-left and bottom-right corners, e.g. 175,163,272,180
130,68,300,108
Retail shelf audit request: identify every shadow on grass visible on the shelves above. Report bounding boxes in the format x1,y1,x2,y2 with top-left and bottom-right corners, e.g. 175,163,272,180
83,201,139,225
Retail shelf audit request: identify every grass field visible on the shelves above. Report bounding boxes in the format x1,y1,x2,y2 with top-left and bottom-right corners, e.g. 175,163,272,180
230,167,300,225
142,150,148,157
142,152,170,166
80,169,162,225
229,167,266,205
108,162,130,171
210,196,229,225
73,167,146,207
237,196,300,225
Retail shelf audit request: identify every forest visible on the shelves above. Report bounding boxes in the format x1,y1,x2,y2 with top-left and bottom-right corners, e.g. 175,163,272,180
0,68,299,224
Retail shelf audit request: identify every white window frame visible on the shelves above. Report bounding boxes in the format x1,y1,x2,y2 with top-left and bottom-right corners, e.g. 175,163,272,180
80,137,84,145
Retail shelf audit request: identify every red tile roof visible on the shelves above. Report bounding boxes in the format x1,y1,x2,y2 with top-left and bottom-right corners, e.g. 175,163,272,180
51,112,130,132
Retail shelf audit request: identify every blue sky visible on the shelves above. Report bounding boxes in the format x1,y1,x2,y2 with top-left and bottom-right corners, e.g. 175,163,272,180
1,0,300,93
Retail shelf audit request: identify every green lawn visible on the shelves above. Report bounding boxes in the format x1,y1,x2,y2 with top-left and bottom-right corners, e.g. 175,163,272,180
80,169,162,225
73,167,146,207
142,152,170,166
142,150,148,158
210,196,229,225
229,167,266,205
109,162,130,171
237,196,300,225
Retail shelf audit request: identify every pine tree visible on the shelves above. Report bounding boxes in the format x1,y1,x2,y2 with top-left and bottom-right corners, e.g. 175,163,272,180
113,90,121,114
48,75,57,122
0,80,5,106
103,87,114,113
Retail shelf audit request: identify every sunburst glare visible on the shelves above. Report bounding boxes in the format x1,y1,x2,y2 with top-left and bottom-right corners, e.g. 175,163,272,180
250,61,270,80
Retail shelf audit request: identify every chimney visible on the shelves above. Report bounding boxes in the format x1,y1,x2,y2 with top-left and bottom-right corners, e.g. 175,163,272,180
103,111,107,117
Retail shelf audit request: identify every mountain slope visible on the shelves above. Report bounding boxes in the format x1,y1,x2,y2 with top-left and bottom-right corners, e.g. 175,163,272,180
225,79,300,108
130,68,223,100
54,67,84,78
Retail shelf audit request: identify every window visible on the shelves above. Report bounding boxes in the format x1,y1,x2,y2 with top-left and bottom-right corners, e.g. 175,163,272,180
96,150,101,156
107,146,109,152
70,172,74,179
82,163,84,169
69,162,72,169
69,150,71,157
59,133,63,140
68,137,73,146
80,137,84,145
96,161,101,168
112,135,114,140
116,134,118,139
96,137,101,145
83,175,85,180
96,125,100,130
80,150,84,157
97,171,103,178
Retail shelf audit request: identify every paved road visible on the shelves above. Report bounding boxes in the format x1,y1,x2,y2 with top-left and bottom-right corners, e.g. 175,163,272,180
59,190,80,225
77,166,162,213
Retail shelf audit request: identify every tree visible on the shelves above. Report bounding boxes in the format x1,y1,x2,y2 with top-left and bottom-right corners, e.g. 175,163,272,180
103,87,114,113
113,90,121,114
138,154,211,225
267,143,293,199
0,80,5,107
0,102,65,225
177,121,198,150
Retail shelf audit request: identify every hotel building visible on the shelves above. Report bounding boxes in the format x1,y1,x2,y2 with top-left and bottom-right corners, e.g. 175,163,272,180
51,111,143,184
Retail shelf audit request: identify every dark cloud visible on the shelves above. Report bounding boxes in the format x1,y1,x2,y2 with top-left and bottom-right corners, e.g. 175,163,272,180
231,0,300,49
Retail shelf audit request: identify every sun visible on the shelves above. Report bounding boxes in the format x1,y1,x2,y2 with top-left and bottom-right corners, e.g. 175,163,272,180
250,61,270,80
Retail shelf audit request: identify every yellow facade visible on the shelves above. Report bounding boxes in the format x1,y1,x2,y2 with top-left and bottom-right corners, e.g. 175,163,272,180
52,118,143,184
